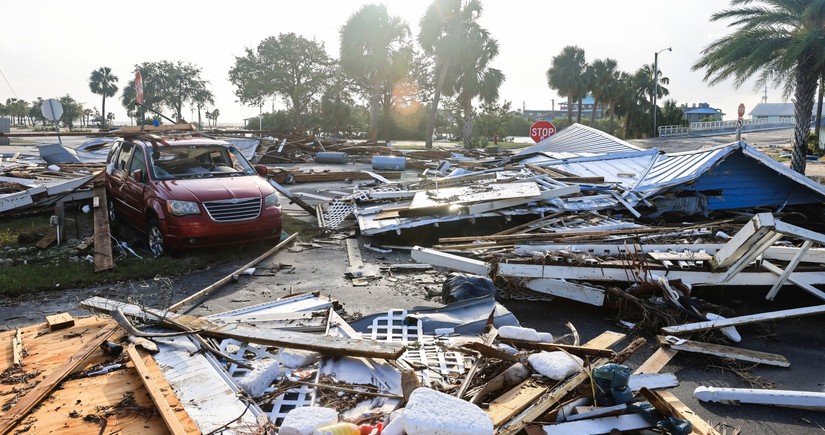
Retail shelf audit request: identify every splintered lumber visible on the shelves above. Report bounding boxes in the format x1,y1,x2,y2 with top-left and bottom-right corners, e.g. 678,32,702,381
12,329,22,365
126,345,189,435
634,347,679,374
82,297,406,359
92,183,113,272
694,386,825,410
170,232,298,313
658,336,790,367
524,278,605,306
488,378,549,427
0,322,117,434
496,339,614,358
45,312,75,331
493,331,626,434
457,325,501,400
411,246,489,276
661,304,825,335
641,388,721,435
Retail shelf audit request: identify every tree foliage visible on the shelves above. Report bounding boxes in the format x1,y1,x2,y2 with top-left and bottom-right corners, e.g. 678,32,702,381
546,46,588,124
229,33,333,132
88,66,118,128
121,60,211,123
693,0,825,173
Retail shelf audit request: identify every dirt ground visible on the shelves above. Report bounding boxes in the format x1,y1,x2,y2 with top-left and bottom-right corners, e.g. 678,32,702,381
3,127,825,433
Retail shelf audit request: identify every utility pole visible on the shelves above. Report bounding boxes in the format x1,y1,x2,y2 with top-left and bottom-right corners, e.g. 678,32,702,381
652,47,672,137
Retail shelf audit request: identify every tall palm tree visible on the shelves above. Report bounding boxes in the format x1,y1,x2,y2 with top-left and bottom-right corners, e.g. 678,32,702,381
693,0,825,174
419,0,485,149
340,4,411,142
587,58,619,127
546,46,587,125
444,29,504,148
88,67,118,129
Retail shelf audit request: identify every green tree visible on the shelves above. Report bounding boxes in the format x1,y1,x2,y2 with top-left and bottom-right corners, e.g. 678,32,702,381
546,46,588,125
587,58,619,127
229,33,333,132
659,99,686,126
191,83,214,130
320,68,356,136
121,61,210,123
58,95,83,131
88,66,119,129
444,26,504,148
693,0,825,173
340,3,411,142
418,0,485,149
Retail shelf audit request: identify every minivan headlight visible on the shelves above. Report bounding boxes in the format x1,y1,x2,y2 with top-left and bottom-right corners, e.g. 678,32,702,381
168,200,201,216
265,192,281,207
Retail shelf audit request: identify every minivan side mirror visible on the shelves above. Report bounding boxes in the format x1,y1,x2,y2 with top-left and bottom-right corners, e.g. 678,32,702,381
131,169,144,183
254,165,269,178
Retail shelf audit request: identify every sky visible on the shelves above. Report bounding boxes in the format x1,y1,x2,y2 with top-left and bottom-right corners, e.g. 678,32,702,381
0,0,781,126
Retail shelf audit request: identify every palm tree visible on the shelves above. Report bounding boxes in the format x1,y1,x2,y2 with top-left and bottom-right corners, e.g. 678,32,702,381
546,46,588,125
418,0,485,149
693,0,825,174
340,4,411,142
444,28,504,148
587,58,619,127
88,67,118,129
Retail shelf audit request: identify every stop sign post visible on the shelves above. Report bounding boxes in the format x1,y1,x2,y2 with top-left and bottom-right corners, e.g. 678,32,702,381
736,103,745,141
530,120,556,143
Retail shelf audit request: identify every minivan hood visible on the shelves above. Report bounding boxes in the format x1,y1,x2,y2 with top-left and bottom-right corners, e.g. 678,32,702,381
154,176,274,203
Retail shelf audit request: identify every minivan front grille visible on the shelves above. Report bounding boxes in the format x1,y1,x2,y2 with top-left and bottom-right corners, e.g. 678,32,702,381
203,198,262,222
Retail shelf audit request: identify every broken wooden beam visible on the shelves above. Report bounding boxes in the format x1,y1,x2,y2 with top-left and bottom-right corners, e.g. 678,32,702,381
92,183,113,272
695,386,825,410
170,232,298,313
496,339,614,358
126,345,189,435
661,304,825,335
658,335,790,367
82,297,406,360
641,387,720,435
12,329,23,366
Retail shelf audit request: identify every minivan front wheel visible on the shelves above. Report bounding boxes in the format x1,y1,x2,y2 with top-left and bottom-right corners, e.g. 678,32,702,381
147,220,165,257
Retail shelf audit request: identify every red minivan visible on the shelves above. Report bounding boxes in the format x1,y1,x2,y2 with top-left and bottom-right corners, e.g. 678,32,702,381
105,135,282,256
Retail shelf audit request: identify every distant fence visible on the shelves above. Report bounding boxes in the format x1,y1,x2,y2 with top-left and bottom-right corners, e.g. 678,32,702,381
658,117,795,138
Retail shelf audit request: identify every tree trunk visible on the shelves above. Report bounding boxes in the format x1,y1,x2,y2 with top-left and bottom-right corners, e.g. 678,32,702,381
197,106,202,131
101,95,107,129
566,96,573,124
368,80,380,142
791,60,818,174
608,103,616,135
426,63,450,150
816,71,824,150
576,100,583,124
462,96,473,149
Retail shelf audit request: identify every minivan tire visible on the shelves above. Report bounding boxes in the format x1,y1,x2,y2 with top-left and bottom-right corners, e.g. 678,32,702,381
147,219,165,257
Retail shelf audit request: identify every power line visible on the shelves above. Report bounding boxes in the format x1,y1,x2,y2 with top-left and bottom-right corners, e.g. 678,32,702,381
0,66,19,99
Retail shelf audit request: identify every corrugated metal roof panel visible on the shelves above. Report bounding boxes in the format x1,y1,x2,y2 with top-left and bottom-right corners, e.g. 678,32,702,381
515,123,644,158
536,149,659,188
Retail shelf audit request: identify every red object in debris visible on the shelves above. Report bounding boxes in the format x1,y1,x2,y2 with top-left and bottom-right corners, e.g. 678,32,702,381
529,120,556,143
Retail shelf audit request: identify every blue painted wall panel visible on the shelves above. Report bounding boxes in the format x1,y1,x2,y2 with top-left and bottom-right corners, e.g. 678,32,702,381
672,152,823,210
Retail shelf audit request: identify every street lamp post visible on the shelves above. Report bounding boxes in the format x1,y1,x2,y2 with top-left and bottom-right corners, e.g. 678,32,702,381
652,47,672,137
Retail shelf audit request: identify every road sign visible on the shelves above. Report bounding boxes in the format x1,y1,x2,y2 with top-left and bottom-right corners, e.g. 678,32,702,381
530,120,556,143
738,103,745,117
40,99,63,121
135,70,144,105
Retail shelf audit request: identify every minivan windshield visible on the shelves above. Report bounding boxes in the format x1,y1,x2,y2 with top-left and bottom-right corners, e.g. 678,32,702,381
149,144,256,180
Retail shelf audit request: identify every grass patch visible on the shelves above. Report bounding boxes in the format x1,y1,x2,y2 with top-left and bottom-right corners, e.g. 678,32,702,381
0,210,313,297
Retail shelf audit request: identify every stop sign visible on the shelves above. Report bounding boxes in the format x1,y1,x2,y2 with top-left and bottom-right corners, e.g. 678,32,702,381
530,120,556,143
738,103,745,117
135,70,144,105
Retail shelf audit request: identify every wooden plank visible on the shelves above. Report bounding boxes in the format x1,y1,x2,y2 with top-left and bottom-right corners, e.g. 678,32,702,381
695,386,825,409
126,345,189,435
34,229,57,249
0,322,117,434
634,346,679,374
627,373,679,391
12,329,22,366
82,297,406,360
762,260,825,301
488,378,548,426
411,246,489,276
765,240,814,300
542,413,652,434
524,278,605,306
92,184,113,272
45,312,75,331
169,232,298,312
662,304,825,335
648,251,713,261
495,331,626,434
496,339,614,358
710,213,775,270
658,336,789,367
642,388,720,435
